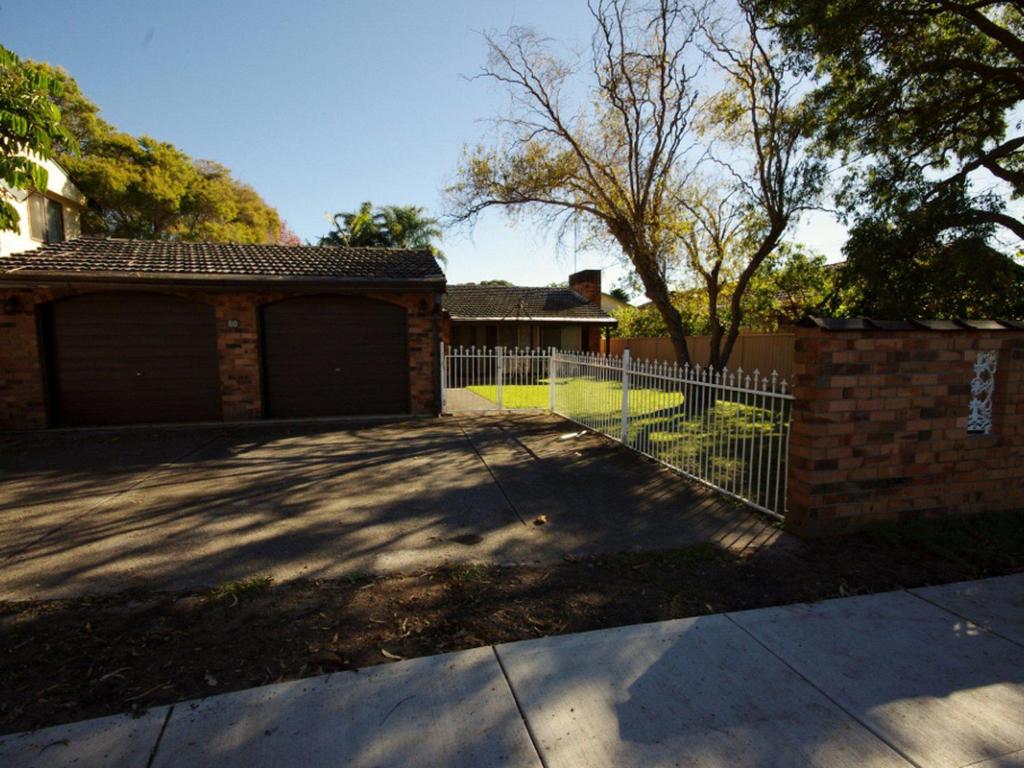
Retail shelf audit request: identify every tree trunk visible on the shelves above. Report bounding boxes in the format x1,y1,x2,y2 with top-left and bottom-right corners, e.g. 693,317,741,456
630,250,691,367
716,223,786,371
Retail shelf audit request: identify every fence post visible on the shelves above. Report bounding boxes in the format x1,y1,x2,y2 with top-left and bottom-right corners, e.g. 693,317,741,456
548,348,556,412
496,346,504,410
439,341,446,413
620,348,631,445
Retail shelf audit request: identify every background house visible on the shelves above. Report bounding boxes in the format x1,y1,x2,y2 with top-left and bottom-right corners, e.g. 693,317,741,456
0,156,85,258
443,269,617,352
600,291,631,314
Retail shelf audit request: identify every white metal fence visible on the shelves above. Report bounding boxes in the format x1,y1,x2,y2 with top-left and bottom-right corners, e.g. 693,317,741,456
441,345,553,412
441,344,793,519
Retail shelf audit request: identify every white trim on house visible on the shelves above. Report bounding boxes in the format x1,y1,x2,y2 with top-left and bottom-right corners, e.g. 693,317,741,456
449,316,616,323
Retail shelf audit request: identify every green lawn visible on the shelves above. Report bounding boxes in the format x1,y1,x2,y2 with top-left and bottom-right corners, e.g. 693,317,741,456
466,379,683,413
466,378,789,513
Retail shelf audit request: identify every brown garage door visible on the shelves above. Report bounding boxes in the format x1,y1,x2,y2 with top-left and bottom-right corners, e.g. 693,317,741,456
261,296,409,418
43,292,221,427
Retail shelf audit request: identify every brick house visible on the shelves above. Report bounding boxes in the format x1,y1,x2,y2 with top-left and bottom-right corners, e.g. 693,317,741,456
442,269,617,352
0,237,445,429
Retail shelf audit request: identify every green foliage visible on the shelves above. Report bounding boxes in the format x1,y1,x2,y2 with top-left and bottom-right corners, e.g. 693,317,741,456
608,287,631,303
743,245,841,327
760,0,1024,310
839,200,1024,318
0,45,74,233
613,245,838,336
23,60,280,243
320,201,445,263
613,293,710,337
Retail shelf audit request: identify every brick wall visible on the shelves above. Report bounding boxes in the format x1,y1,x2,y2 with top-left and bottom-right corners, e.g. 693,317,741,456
787,323,1024,536
569,269,601,306
0,285,440,429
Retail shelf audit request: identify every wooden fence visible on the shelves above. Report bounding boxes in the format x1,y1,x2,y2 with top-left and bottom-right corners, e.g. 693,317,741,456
600,333,795,377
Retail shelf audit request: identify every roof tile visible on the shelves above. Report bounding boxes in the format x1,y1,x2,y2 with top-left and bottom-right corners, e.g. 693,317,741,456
0,237,445,284
443,284,615,322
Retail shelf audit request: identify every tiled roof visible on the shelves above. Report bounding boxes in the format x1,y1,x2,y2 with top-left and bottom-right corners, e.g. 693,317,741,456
443,284,616,323
801,317,1024,331
0,237,445,285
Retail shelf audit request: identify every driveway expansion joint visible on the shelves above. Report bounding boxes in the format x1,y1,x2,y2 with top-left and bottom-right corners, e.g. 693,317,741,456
455,417,529,527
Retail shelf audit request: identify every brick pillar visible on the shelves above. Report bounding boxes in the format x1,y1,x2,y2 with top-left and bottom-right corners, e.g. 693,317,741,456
786,323,1024,536
213,295,263,420
0,288,48,430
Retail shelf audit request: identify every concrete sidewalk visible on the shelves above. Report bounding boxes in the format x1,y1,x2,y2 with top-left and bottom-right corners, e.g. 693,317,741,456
3,574,1022,767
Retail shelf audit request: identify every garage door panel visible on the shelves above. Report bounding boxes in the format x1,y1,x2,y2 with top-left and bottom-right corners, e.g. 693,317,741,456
45,293,221,427
261,296,409,418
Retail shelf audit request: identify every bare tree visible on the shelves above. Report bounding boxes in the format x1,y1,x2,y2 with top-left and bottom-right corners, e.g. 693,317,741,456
447,0,823,369
447,0,705,364
683,3,825,369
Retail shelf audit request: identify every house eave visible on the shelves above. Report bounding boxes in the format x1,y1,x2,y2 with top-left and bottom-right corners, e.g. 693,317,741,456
449,315,616,324
0,269,446,292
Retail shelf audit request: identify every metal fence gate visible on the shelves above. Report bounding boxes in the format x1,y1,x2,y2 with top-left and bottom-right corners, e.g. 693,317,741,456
441,344,793,518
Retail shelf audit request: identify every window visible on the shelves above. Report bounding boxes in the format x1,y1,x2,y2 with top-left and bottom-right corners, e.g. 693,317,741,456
27,194,46,241
46,199,65,243
26,195,65,243
542,324,561,350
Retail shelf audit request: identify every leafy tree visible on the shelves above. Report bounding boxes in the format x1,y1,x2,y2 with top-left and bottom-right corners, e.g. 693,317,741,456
23,60,280,243
277,219,302,246
759,0,1024,297
608,287,631,303
676,6,824,367
319,201,386,247
613,244,836,336
448,1,704,363
447,0,821,367
743,245,839,328
320,201,445,262
479,279,514,286
838,200,1024,318
613,304,672,338
0,45,74,233
613,288,713,337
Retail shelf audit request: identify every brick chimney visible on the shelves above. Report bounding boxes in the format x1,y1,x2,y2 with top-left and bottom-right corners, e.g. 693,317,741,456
569,269,601,306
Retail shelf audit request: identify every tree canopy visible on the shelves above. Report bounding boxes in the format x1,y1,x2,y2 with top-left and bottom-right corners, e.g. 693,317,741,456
448,0,823,367
24,60,281,243
613,245,837,337
0,45,74,233
759,0,1024,317
319,201,445,262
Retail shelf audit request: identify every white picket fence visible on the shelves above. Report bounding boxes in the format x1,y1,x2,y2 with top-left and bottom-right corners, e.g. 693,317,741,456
441,344,793,518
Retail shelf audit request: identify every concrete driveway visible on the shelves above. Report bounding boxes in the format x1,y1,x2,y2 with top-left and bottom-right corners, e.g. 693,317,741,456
0,413,783,599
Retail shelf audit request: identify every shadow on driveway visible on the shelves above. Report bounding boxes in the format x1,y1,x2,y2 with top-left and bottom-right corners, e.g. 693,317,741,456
0,413,786,599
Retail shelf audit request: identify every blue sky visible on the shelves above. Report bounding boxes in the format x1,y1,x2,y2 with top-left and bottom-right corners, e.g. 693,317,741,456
3,0,845,295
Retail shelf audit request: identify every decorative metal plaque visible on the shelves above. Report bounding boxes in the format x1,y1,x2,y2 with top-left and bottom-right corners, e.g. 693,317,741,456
967,350,998,435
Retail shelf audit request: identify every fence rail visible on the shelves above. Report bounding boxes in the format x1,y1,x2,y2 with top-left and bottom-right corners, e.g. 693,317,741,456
441,344,793,518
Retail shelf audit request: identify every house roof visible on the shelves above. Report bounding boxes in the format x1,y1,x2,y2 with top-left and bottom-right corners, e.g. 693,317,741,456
443,284,617,324
0,237,445,289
